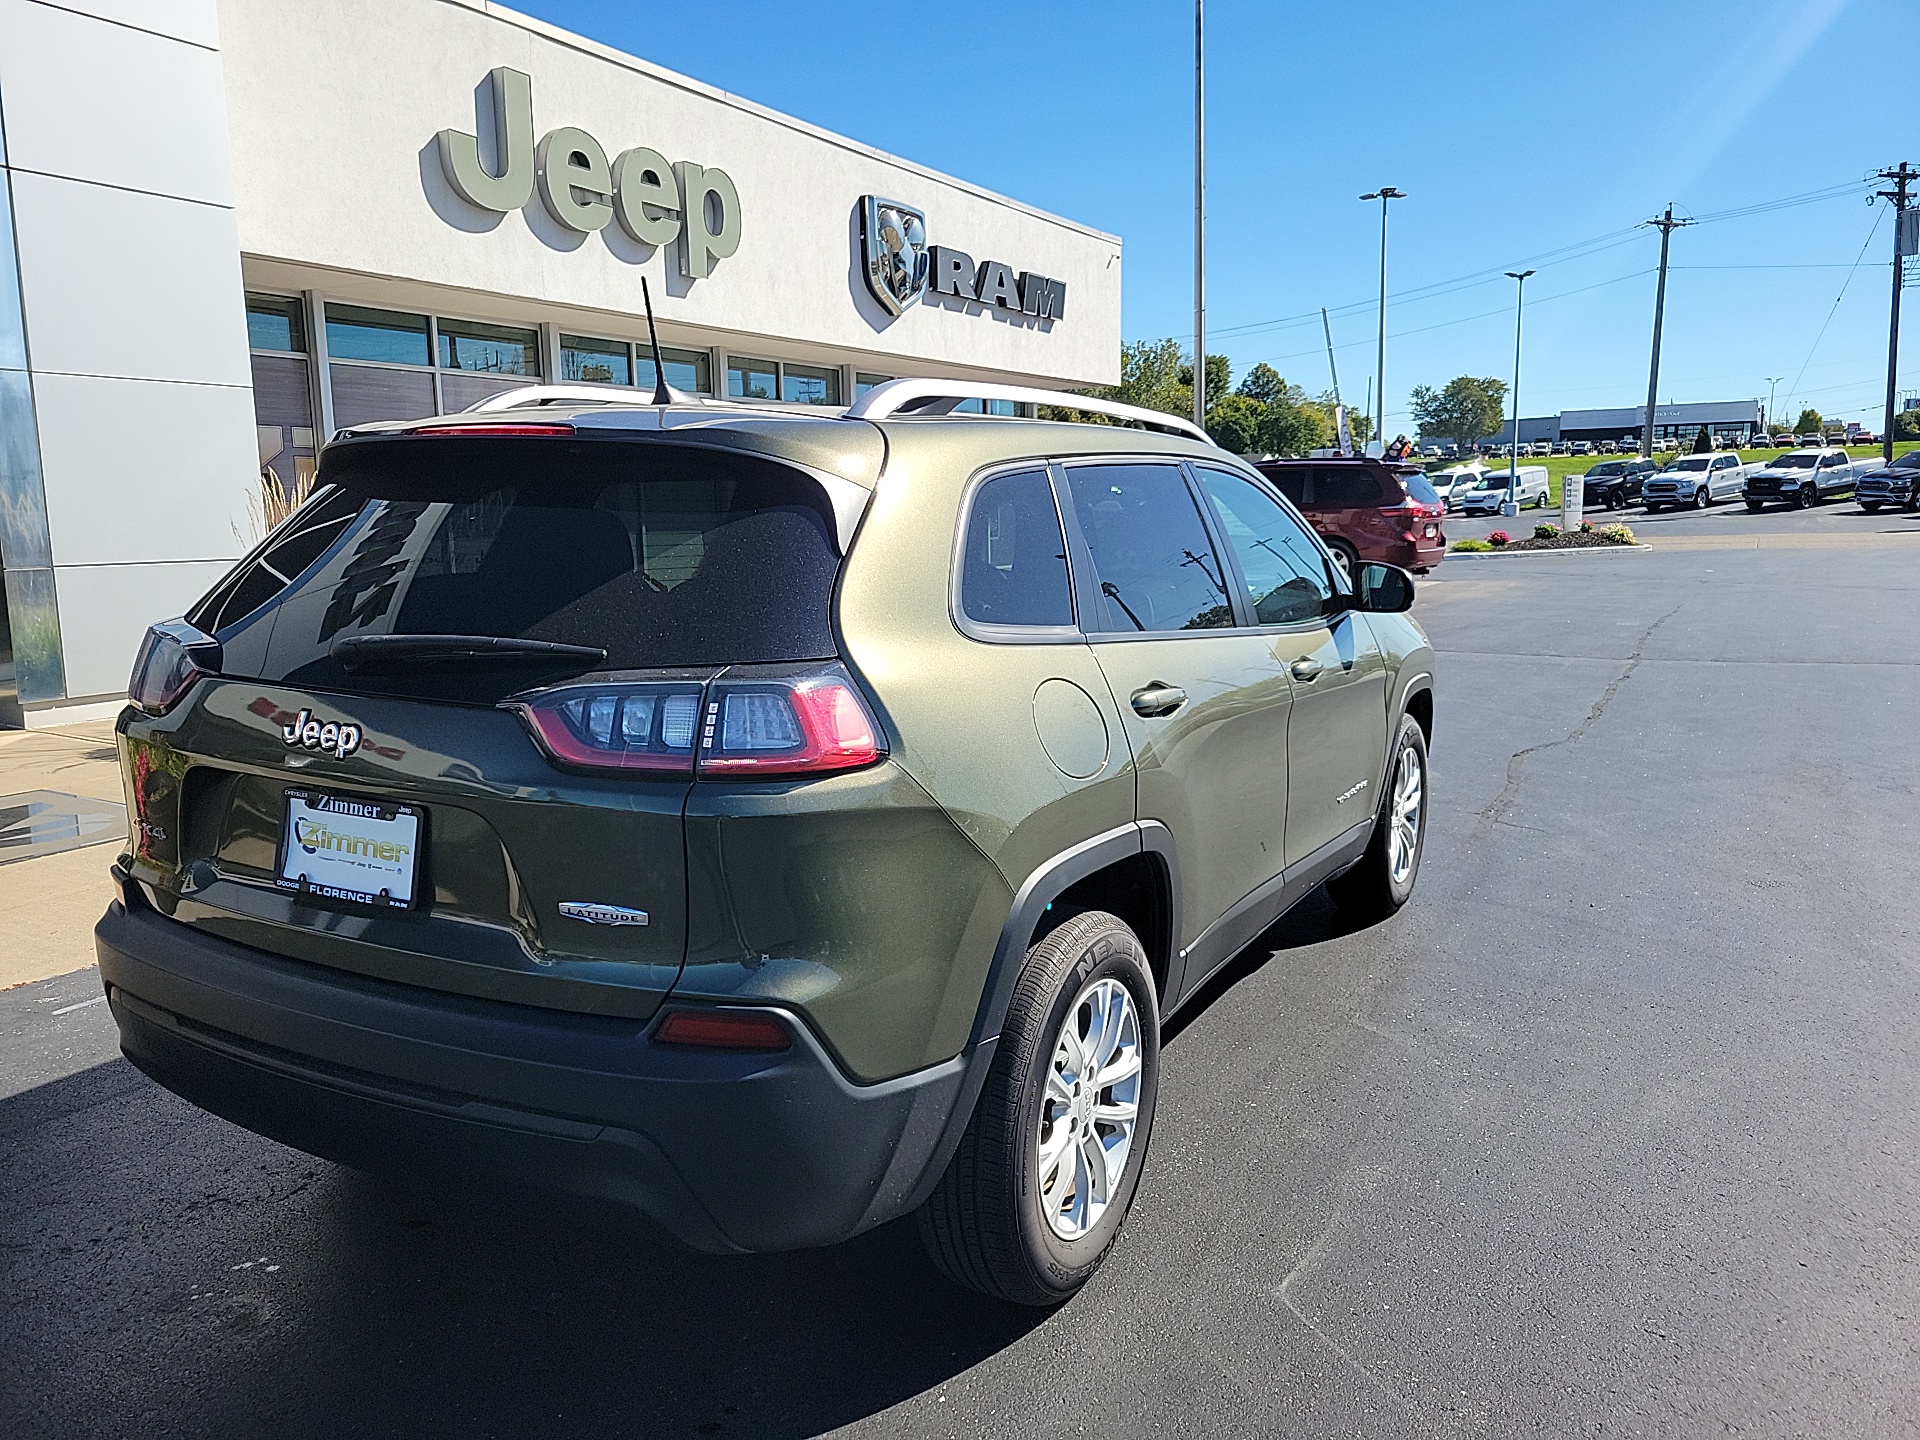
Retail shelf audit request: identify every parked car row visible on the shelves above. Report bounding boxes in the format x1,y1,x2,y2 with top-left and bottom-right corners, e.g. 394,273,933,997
1740,448,1867,509
1459,466,1551,516
1853,450,1920,510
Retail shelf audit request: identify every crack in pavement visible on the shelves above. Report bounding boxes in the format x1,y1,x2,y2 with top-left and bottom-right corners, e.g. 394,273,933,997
1469,604,1680,844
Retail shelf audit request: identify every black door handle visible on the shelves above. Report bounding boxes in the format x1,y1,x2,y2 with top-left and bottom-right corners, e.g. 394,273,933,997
1131,683,1187,718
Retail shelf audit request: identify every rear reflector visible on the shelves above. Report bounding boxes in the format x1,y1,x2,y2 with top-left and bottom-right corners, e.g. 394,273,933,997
409,422,575,437
654,1009,792,1052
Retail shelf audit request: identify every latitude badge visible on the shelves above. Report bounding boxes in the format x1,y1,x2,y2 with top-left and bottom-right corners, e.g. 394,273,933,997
861,196,929,316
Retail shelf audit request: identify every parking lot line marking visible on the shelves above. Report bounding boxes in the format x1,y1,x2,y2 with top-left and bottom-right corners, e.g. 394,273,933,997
50,995,105,1016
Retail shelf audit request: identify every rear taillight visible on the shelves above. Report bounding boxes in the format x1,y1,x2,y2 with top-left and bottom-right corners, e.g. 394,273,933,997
128,620,221,715
698,664,884,778
507,682,704,773
504,664,885,779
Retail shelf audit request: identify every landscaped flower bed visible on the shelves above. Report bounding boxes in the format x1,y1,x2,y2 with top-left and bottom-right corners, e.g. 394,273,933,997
1451,522,1637,553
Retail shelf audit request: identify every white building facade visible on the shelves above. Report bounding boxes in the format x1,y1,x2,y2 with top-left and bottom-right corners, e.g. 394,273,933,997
0,0,1122,726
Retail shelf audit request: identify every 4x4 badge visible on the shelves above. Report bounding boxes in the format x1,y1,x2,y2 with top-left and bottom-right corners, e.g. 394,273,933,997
281,708,363,760
559,901,650,927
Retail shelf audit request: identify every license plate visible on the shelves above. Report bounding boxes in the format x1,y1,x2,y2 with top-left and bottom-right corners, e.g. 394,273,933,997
1424,525,1437,537
277,790,423,909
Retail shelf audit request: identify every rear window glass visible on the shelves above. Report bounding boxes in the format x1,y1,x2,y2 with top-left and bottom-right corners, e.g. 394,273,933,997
217,441,843,703
1260,467,1307,504
1403,473,1442,506
1313,468,1383,507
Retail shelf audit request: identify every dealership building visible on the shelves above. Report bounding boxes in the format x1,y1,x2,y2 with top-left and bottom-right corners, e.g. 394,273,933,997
1489,399,1766,449
0,0,1122,727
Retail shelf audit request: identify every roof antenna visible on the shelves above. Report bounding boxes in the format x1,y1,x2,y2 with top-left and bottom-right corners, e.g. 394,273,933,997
640,277,686,406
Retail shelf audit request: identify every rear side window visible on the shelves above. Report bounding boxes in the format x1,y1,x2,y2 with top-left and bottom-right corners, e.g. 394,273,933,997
223,442,843,702
1260,467,1308,504
1315,468,1384,507
959,468,1073,629
189,486,362,634
1064,462,1233,634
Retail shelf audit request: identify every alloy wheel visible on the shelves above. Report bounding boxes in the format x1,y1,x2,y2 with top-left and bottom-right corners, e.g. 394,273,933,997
1387,740,1424,888
1036,975,1143,1241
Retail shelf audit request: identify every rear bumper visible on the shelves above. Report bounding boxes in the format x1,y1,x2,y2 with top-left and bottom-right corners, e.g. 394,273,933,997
95,887,975,1254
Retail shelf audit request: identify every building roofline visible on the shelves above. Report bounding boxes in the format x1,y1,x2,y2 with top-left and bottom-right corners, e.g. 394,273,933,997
442,0,1122,246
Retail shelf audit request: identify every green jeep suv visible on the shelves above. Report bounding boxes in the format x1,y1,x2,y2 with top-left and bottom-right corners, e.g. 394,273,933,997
95,383,1434,1306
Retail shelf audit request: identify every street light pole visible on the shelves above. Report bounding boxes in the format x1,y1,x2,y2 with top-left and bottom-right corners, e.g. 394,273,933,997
1505,270,1534,503
1764,376,1782,439
1193,0,1206,432
1360,186,1404,450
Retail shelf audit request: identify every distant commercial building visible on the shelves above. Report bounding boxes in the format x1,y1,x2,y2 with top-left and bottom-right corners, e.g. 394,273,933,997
1488,399,1764,448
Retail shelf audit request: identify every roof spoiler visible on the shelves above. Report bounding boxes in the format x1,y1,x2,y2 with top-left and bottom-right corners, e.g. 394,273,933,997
845,378,1215,446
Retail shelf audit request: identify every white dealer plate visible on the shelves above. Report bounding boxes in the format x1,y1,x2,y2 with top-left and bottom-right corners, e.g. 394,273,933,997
277,790,423,909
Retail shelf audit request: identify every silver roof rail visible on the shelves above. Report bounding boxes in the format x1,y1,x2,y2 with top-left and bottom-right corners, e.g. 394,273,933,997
465,384,657,411
845,378,1215,446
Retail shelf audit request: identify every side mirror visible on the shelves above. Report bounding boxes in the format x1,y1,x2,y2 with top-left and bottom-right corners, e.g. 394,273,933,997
1353,563,1415,613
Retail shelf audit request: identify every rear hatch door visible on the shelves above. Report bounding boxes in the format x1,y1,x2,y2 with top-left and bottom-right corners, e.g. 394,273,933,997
124,430,860,1019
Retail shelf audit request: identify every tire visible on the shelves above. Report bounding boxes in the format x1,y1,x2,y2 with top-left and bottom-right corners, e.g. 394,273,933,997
1797,485,1815,509
918,911,1160,1307
1533,491,1547,510
1693,487,1710,509
1327,713,1429,922
1325,539,1360,582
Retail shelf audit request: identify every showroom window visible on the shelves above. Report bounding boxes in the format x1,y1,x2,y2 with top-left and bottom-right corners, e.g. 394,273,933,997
728,356,779,400
325,304,430,366
246,293,317,494
855,372,893,398
638,346,711,395
781,362,841,406
729,357,843,405
438,318,539,376
560,334,631,386
246,293,305,353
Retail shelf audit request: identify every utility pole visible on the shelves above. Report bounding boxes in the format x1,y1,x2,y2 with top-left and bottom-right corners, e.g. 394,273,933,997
1874,161,1915,463
1505,270,1534,495
1193,0,1206,432
1640,206,1692,458
1320,307,1351,453
1361,186,1405,450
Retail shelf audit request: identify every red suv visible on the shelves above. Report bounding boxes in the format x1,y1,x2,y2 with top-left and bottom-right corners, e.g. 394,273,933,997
1255,458,1446,576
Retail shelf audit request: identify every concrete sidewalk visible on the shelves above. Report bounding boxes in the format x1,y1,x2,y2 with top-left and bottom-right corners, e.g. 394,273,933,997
0,721,123,990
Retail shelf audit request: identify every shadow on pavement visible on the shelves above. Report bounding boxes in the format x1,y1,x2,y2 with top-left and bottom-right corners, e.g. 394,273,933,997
0,894,1365,1439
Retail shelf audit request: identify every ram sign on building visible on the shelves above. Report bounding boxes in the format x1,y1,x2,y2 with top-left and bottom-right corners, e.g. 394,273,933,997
0,0,1122,726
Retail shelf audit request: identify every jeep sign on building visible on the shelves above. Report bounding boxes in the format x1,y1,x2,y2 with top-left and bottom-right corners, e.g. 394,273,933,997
0,0,1122,727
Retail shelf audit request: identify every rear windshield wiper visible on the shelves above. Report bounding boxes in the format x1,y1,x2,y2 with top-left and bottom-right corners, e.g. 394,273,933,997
331,634,608,673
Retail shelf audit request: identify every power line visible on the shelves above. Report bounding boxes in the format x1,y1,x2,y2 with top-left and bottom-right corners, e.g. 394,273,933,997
1779,204,1887,422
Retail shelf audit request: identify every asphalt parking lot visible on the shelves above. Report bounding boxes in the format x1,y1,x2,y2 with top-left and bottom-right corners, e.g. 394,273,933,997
4,498,1918,1438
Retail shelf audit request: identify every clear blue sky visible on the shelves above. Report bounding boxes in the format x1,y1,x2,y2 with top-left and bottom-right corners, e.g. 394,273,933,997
519,0,1911,434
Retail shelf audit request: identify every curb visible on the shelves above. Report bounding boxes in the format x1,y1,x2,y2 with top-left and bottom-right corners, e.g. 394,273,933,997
1442,543,1652,560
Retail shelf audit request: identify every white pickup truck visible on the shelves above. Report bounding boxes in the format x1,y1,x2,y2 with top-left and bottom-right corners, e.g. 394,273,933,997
1741,448,1862,510
1638,452,1754,510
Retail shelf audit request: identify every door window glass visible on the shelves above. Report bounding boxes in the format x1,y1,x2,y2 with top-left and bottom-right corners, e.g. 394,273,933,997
1257,466,1308,504
1064,463,1233,633
1194,469,1333,626
959,469,1073,628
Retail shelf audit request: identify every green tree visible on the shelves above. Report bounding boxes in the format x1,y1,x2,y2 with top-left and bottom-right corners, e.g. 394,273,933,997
1205,393,1264,453
1258,398,1333,457
1692,425,1713,453
1892,409,1920,442
1795,407,1823,435
1178,353,1233,407
1237,363,1306,408
1409,376,1507,450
